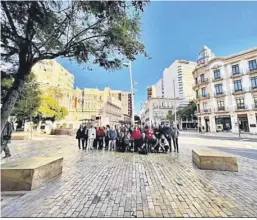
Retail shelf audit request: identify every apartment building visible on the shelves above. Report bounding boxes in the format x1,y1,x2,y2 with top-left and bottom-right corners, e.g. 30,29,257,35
140,97,175,125
110,90,133,119
193,47,257,134
32,59,74,90
147,85,157,100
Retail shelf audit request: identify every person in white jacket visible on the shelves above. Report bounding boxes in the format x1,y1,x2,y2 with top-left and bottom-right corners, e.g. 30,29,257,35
87,125,96,151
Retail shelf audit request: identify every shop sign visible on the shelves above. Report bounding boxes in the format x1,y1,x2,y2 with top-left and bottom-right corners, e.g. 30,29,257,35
250,124,256,127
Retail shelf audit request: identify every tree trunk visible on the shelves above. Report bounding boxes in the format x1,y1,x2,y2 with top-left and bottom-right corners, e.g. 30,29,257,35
1,77,25,133
1,62,33,133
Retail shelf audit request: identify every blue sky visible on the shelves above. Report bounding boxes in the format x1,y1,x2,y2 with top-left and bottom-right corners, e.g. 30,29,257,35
58,1,257,114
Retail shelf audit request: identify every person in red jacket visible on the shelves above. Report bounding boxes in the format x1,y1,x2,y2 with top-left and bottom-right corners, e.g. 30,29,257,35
145,125,155,152
132,126,141,152
96,127,105,150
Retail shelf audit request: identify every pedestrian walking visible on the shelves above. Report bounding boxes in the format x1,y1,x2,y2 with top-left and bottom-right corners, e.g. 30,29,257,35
76,125,84,149
1,121,13,158
108,126,117,151
171,125,180,152
87,125,96,151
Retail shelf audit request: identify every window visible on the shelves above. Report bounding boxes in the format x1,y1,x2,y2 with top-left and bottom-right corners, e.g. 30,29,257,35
214,70,221,79
215,84,223,95
236,97,245,109
201,87,206,97
217,100,225,111
200,74,205,82
234,80,242,92
251,77,257,89
232,64,240,75
203,102,208,112
249,60,257,71
195,77,198,84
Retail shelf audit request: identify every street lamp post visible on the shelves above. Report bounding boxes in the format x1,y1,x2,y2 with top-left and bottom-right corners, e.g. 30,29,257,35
123,61,135,125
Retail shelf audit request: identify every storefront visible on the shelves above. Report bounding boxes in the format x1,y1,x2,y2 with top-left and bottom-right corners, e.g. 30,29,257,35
237,114,249,132
215,115,232,132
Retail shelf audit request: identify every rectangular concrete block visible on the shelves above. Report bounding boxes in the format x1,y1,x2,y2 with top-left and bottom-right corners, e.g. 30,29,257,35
192,149,238,172
11,135,27,140
1,157,63,191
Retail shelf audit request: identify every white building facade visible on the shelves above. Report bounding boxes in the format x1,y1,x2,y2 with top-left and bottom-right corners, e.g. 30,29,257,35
163,60,196,107
193,47,257,134
140,98,176,126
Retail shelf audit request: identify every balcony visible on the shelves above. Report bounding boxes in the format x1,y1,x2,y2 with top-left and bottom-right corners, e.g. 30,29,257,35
196,93,210,100
232,88,248,96
212,77,224,83
248,68,257,75
214,92,226,98
230,72,244,79
193,79,209,89
250,86,257,93
235,105,248,111
201,108,212,114
214,106,229,112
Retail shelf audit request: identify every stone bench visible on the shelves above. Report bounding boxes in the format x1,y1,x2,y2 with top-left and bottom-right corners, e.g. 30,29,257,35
11,135,27,140
1,157,63,191
192,149,238,172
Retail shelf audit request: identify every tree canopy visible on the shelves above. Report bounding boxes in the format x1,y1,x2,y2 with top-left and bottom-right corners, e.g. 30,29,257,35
1,73,41,120
1,1,149,132
38,95,68,121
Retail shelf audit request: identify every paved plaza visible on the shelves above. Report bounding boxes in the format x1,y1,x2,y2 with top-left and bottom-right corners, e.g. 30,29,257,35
1,133,257,217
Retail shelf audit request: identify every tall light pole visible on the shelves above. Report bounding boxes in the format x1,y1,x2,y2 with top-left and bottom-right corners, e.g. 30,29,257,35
123,61,135,125
173,79,177,127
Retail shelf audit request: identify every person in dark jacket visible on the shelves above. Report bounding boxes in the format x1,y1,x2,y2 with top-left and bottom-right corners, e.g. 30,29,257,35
105,125,110,149
162,123,172,152
1,121,13,158
82,126,88,150
76,125,84,149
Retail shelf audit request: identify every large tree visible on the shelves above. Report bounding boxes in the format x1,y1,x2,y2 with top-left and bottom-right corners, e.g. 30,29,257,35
1,1,149,132
1,73,41,121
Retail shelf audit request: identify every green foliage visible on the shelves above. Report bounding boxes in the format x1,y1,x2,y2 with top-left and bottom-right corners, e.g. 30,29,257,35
1,73,41,120
166,110,174,122
38,95,68,121
1,1,149,130
1,1,149,72
176,101,197,121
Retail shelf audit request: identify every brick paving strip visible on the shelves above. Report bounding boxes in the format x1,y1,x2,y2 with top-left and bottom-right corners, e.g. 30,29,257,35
1,136,257,217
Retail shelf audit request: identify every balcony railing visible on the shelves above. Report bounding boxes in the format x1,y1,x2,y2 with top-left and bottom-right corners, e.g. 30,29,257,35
214,106,229,112
248,68,257,75
212,77,224,82
196,93,210,99
232,88,248,95
214,92,226,97
235,105,247,110
230,71,244,78
201,108,211,113
250,86,257,91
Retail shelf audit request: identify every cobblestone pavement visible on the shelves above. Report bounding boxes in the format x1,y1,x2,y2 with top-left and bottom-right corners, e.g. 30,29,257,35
1,135,257,217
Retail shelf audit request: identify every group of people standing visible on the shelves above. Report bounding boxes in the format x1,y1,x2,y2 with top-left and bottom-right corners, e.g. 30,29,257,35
76,123,179,154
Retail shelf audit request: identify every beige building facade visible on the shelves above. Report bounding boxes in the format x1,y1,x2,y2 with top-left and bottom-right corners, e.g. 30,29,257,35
33,59,130,128
193,47,257,134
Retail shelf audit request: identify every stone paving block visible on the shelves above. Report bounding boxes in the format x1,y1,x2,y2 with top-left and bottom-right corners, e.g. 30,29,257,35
1,136,257,218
